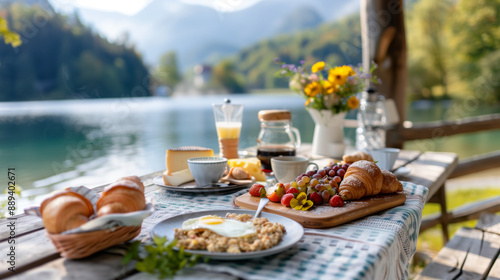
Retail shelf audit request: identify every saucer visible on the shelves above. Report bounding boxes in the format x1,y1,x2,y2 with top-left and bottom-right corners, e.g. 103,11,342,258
153,176,250,193
394,166,411,176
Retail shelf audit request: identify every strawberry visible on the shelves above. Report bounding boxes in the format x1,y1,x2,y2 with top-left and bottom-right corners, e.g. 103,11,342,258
266,184,285,203
281,193,294,207
309,192,322,205
329,195,344,207
286,187,299,195
249,184,266,197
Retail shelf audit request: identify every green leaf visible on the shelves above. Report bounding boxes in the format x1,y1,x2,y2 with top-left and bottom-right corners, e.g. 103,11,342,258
136,261,147,272
122,237,203,279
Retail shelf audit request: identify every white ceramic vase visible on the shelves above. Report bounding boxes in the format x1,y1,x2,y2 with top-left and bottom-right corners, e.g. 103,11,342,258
307,109,347,158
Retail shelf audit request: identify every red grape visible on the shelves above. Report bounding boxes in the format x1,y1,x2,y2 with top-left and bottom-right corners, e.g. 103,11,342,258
306,170,316,177
337,169,346,178
333,176,341,183
328,169,336,177
312,173,323,180
321,190,331,203
318,169,327,177
315,184,326,192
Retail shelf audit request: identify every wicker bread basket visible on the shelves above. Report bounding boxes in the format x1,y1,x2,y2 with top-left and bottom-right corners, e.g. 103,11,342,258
47,225,141,259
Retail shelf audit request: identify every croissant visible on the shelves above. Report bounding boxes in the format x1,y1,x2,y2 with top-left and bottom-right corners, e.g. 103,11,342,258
118,175,145,192
40,191,94,234
342,151,374,164
96,179,146,216
339,160,383,200
380,169,403,194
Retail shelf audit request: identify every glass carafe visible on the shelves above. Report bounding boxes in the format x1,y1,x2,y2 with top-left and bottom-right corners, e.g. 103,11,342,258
257,110,301,172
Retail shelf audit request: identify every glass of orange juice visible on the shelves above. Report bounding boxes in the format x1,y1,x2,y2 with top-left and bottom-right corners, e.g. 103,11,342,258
213,100,243,159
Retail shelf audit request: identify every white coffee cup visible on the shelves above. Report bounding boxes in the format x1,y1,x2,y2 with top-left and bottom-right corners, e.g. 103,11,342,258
271,156,318,183
370,148,400,170
187,157,228,187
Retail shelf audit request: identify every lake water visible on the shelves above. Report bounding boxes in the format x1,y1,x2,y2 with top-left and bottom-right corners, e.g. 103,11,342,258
1,94,499,211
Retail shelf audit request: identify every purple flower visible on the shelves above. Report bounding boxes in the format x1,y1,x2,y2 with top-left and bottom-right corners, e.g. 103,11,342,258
300,60,305,65
273,57,280,64
288,65,297,72
359,73,372,79
282,64,287,69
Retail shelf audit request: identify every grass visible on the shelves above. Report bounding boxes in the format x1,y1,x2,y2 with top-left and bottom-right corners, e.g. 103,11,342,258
417,187,500,252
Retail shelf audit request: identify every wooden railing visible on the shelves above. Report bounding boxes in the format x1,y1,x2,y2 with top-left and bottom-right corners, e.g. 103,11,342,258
385,113,500,234
387,113,500,148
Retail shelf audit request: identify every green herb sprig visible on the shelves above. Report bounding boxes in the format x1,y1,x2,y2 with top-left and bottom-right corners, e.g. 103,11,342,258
123,236,208,279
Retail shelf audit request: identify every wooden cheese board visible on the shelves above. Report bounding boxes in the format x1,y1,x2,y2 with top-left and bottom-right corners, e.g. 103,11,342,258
234,192,406,229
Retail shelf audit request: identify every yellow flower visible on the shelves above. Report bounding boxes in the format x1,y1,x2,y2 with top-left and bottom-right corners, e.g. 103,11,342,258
311,61,325,73
304,82,322,97
347,96,359,109
305,98,314,106
328,65,354,87
290,192,314,211
322,80,337,95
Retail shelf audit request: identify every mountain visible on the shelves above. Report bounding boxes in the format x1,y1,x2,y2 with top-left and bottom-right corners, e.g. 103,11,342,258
274,6,324,35
228,14,363,90
74,0,360,70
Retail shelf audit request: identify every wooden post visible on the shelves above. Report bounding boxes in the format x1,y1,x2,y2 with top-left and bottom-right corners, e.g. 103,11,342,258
361,0,407,148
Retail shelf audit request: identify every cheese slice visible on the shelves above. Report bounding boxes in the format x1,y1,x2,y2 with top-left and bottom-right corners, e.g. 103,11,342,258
162,169,194,186
228,157,266,182
166,146,214,175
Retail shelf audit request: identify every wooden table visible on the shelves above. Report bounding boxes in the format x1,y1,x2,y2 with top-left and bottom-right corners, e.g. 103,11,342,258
0,149,457,280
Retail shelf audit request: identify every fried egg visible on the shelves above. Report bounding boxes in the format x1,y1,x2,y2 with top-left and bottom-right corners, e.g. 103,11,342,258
181,215,256,237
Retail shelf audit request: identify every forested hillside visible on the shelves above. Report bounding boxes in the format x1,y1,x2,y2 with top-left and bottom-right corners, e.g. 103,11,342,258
406,0,500,102
217,15,362,91
0,3,150,101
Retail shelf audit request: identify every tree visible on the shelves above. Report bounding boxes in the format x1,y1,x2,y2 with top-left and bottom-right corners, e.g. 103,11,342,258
449,0,500,101
212,60,246,93
406,0,453,99
0,3,150,101
154,51,181,91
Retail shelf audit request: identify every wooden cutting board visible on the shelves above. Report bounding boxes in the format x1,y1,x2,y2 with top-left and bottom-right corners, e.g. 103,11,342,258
234,192,406,229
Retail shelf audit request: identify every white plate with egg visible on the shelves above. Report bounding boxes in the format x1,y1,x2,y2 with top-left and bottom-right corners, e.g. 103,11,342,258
153,176,251,193
150,209,304,260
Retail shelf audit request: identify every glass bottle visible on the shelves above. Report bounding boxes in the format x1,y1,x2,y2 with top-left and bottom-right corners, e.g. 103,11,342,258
356,88,387,151
257,110,301,172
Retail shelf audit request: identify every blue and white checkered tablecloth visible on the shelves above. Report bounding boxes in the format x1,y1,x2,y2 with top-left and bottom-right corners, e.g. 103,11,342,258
142,182,428,280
